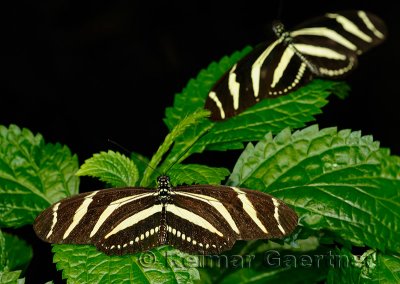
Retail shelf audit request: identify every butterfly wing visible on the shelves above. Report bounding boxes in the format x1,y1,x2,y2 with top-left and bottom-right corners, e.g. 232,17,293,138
34,184,298,255
205,39,313,120
33,187,161,255
290,10,387,78
168,185,298,254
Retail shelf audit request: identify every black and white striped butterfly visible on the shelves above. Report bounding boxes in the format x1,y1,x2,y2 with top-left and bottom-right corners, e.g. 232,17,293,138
205,10,387,120
34,175,297,255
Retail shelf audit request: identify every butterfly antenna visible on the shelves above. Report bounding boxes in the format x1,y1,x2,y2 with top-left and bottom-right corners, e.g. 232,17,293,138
108,139,163,176
108,139,131,156
276,0,284,21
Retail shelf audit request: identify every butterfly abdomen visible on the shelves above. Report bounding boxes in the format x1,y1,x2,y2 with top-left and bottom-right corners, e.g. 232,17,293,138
158,206,168,245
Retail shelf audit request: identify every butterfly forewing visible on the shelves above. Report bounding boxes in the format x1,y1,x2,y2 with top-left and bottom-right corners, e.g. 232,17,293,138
170,185,297,253
293,11,387,55
34,187,158,254
205,10,387,120
291,11,387,78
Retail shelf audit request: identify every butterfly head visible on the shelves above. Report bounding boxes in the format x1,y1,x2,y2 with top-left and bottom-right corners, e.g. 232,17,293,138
157,175,170,187
272,21,291,43
272,20,285,35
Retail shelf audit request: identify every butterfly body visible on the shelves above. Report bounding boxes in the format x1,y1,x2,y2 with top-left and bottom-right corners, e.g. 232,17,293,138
34,176,298,255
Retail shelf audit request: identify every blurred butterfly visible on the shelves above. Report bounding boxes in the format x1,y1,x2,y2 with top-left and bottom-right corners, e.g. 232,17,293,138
205,10,387,120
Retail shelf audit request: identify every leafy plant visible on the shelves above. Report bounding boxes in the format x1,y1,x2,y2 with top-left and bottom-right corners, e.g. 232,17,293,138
0,43,399,284
0,228,33,283
0,125,79,228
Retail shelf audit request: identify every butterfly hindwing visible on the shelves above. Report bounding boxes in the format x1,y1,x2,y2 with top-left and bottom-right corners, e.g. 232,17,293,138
97,203,162,255
165,205,235,254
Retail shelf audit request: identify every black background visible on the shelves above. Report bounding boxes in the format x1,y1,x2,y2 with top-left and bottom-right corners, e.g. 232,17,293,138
2,0,399,283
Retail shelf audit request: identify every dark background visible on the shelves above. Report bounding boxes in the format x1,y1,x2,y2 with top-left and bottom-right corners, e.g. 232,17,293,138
2,0,398,283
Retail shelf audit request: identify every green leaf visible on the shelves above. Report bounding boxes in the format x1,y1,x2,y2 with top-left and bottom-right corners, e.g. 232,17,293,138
374,148,400,178
228,125,400,253
0,230,6,271
0,270,23,284
77,150,139,187
0,230,26,284
212,245,332,284
131,152,151,179
376,253,400,283
141,109,210,186
202,80,347,151
164,46,252,130
0,125,79,228
158,123,213,179
205,141,245,151
327,248,400,284
3,233,32,273
53,245,199,284
217,261,327,284
168,164,230,186
165,80,348,170
327,248,362,283
331,81,351,99
197,235,324,283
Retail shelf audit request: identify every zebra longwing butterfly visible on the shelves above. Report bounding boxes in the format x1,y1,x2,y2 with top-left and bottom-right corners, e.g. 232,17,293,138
34,175,297,255
205,10,387,120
